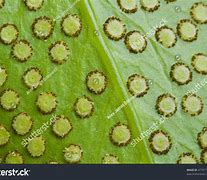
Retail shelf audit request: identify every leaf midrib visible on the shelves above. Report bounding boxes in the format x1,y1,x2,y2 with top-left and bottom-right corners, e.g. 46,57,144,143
78,0,154,163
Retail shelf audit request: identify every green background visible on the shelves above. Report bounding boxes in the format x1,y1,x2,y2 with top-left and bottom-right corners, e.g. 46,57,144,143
0,0,207,164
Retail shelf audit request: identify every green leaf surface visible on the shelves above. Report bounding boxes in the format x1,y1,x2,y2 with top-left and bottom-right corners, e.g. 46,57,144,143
0,0,207,164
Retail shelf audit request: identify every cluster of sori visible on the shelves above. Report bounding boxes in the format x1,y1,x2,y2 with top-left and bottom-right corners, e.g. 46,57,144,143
147,126,207,164
102,0,207,164
103,0,175,54
0,0,82,164
0,0,207,164
104,0,207,52
0,0,119,164
103,0,207,118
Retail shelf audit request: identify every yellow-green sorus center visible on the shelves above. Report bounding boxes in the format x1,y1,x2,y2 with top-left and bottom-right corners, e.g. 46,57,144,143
51,43,69,63
13,41,31,60
0,25,18,44
160,97,175,114
37,93,56,113
103,154,119,164
119,0,137,10
0,91,19,110
112,125,130,144
106,19,125,38
180,22,197,40
26,0,43,9
64,145,82,163
141,0,159,9
27,137,45,157
128,32,145,51
179,155,197,164
0,0,4,7
62,15,81,36
76,98,93,115
13,113,32,135
130,77,147,95
0,126,10,146
173,65,190,83
193,55,207,72
24,69,42,88
87,73,106,92
158,28,176,48
0,68,7,86
5,152,23,164
184,96,201,114
53,117,72,137
35,20,51,37
200,131,207,148
152,132,169,152
192,4,207,23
